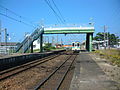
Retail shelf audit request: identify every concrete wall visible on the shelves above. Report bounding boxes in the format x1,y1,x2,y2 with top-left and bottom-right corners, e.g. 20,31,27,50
0,50,65,71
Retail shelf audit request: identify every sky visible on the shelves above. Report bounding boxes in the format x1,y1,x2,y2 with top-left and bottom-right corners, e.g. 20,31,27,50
0,0,120,44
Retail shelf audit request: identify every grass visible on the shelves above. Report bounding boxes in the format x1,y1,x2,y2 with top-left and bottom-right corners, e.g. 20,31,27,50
33,49,40,52
93,49,120,67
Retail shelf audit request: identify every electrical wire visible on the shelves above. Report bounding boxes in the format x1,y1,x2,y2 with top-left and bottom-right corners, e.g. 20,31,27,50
44,0,64,24
44,0,62,23
0,13,35,28
0,5,21,18
0,5,38,28
51,0,66,22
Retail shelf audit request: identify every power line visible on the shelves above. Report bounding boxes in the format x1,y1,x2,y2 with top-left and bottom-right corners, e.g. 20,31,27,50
0,5,38,27
51,0,66,22
0,5,22,18
0,13,35,28
44,0,62,23
44,0,64,24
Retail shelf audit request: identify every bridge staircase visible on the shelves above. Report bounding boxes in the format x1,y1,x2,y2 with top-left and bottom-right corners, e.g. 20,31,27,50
16,27,44,53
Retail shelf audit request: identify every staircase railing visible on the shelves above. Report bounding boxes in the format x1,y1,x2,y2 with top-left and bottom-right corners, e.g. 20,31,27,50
16,27,44,53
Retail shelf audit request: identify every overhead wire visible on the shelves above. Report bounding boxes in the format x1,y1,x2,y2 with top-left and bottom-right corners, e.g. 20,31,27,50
44,0,64,24
0,5,22,18
0,5,35,24
51,0,66,23
0,1,66,26
0,5,37,28
0,13,35,28
44,0,62,23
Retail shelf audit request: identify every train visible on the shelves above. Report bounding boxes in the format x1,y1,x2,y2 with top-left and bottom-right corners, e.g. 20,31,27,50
72,42,81,51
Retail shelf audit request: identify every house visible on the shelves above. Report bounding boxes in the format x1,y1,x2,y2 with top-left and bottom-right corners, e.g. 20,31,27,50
55,44,63,48
92,40,108,50
0,42,19,54
62,45,72,49
33,39,46,50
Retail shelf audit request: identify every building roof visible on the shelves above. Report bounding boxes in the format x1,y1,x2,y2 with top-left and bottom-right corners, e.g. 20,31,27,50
0,42,19,46
62,45,72,47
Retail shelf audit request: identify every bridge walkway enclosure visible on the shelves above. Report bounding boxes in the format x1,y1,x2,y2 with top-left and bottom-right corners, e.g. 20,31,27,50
16,26,95,53
15,27,44,53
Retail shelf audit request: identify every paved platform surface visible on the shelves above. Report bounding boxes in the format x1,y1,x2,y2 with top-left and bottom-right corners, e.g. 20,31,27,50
69,53,119,90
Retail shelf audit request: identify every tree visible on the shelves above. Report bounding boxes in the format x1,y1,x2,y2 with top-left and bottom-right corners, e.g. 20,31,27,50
94,32,119,46
109,34,119,46
93,32,104,41
43,43,55,51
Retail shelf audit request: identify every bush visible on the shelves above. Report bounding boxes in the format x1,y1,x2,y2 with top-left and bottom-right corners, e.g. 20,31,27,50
93,49,120,67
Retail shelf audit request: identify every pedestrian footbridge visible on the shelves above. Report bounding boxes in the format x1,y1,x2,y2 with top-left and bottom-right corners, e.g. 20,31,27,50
16,26,95,53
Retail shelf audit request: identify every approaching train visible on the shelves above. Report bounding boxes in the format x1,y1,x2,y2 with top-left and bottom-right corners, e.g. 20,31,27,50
72,42,81,51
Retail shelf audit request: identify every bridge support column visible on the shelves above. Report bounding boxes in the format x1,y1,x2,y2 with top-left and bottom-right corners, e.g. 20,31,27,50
31,42,33,53
86,34,89,51
86,33,93,52
40,34,43,52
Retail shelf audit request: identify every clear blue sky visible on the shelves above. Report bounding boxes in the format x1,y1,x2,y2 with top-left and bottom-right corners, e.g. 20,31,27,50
0,0,120,44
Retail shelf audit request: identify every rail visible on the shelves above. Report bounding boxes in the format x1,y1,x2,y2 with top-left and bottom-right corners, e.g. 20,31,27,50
33,52,77,90
0,54,60,81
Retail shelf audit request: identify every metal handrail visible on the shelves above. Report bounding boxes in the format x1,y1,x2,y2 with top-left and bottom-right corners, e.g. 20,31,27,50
16,27,44,53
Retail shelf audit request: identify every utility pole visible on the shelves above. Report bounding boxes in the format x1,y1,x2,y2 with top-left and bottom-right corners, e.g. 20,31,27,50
40,18,44,27
61,38,63,45
107,32,109,49
0,20,1,47
57,34,58,44
48,36,49,43
104,25,106,49
104,25,108,49
52,36,54,46
44,36,46,43
4,28,7,54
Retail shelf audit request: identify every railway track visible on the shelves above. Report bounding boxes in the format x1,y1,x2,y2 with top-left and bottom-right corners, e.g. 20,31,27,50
0,53,62,81
32,52,77,90
0,50,77,90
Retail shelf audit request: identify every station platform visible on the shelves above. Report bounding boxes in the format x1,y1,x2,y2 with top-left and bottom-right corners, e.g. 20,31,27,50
69,52,119,90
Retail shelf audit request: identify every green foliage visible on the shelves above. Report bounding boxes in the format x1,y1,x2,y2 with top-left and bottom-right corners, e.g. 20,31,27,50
34,49,40,52
109,34,119,45
93,49,120,67
94,32,104,41
94,32,119,46
43,43,56,51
